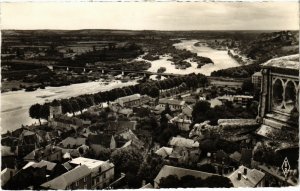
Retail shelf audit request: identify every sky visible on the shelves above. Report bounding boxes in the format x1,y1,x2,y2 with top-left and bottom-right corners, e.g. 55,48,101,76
1,1,299,30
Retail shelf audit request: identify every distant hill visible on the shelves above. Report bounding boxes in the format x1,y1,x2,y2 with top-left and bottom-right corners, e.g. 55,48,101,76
211,31,299,78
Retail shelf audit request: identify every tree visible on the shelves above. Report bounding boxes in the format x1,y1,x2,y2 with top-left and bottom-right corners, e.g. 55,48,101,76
29,103,42,125
126,172,142,188
85,96,95,107
159,175,180,188
204,175,233,188
138,154,165,184
61,99,73,114
192,101,211,121
40,104,50,121
77,97,88,114
148,86,160,98
110,148,143,175
197,164,217,174
70,99,80,116
96,148,111,161
180,175,204,188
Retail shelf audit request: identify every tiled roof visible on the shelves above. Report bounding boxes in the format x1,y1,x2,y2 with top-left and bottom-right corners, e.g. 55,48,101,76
117,94,141,103
159,98,185,106
60,137,86,148
154,165,218,186
107,121,137,133
87,134,113,148
40,165,91,189
228,166,265,187
23,145,61,161
261,54,299,71
69,157,114,173
168,137,199,148
22,160,57,171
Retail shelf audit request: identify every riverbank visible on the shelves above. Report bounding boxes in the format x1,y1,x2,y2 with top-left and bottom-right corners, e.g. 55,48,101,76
1,80,138,133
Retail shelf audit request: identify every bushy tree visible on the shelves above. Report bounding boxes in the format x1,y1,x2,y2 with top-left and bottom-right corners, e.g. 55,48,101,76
29,103,42,125
192,101,211,121
110,148,143,175
159,175,180,188
204,175,233,188
138,154,165,184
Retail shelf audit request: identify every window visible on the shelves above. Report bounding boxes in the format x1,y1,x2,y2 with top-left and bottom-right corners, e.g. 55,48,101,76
103,172,106,179
96,177,100,183
84,184,87,189
75,181,79,187
285,81,296,111
272,79,284,108
84,177,87,183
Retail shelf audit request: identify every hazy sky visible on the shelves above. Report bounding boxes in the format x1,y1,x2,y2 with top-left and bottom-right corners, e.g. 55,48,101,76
1,2,299,30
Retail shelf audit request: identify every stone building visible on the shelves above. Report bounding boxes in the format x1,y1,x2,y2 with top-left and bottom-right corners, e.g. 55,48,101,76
256,54,299,143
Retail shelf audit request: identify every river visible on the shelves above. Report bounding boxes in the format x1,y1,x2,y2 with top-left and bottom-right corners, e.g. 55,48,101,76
1,39,239,133
1,80,137,133
139,39,239,76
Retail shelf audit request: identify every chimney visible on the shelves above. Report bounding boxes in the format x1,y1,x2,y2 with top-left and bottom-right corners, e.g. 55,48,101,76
244,168,247,175
237,171,242,180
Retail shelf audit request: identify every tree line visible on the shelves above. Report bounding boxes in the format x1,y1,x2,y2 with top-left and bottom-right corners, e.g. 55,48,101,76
29,73,208,123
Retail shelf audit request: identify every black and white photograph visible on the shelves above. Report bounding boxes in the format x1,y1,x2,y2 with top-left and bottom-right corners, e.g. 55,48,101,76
0,0,299,190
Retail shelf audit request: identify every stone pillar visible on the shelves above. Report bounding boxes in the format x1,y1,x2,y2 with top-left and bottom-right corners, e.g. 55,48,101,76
257,69,269,122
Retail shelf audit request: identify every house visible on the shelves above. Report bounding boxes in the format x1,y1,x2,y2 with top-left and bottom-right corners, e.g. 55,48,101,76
18,130,39,146
22,160,67,180
106,121,137,134
115,94,141,107
3,163,48,190
69,157,114,189
40,165,92,189
117,129,144,149
168,146,200,165
158,98,185,111
154,165,220,188
87,134,116,155
169,116,192,131
17,144,37,158
23,145,63,163
59,137,87,149
228,165,265,187
49,115,91,131
168,136,199,149
233,95,253,106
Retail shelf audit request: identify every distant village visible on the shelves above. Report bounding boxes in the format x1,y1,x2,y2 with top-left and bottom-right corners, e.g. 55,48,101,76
1,52,299,189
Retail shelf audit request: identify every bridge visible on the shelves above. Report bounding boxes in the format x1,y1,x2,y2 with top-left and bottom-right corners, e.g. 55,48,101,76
49,65,183,77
